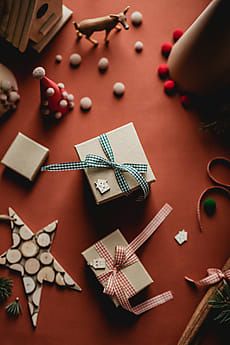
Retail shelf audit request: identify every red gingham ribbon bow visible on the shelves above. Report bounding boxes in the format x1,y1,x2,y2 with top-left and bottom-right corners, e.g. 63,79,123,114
95,203,174,315
185,268,230,287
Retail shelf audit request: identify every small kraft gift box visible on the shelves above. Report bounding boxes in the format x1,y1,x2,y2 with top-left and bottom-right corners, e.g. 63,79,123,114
82,204,173,315
41,122,156,204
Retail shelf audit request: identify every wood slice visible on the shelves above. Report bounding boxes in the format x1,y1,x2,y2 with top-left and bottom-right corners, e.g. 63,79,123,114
44,221,58,233
53,260,64,273
19,225,33,240
64,273,75,286
23,276,36,294
6,249,22,263
32,313,38,327
13,215,24,226
32,287,42,307
55,272,65,286
37,266,55,284
12,233,21,248
21,241,39,258
0,256,6,265
36,233,51,248
28,302,34,315
25,258,40,275
10,263,24,275
39,252,53,265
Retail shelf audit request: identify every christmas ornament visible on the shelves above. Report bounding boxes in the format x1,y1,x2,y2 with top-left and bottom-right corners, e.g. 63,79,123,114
180,95,192,109
164,80,176,95
32,67,74,120
6,297,21,317
157,64,169,79
0,276,13,303
172,28,184,42
161,42,172,58
130,11,143,26
203,198,216,216
0,209,81,327
134,41,144,53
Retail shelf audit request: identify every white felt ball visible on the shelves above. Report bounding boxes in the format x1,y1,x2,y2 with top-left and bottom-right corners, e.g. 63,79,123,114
70,53,82,67
134,41,143,52
80,97,92,111
131,11,143,26
67,94,74,101
46,87,55,96
98,57,109,72
55,54,62,63
69,101,75,109
55,112,62,119
59,99,68,108
0,79,11,91
0,93,7,102
62,91,68,98
58,82,65,89
33,67,46,79
113,82,125,97
9,91,20,102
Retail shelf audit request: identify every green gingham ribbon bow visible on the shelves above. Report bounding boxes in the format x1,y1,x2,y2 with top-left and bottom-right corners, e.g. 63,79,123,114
41,134,150,199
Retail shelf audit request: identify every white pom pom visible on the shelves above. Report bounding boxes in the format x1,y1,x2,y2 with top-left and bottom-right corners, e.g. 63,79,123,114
80,97,92,111
69,53,82,67
0,79,11,91
59,99,68,108
33,67,46,79
69,101,75,109
9,91,20,103
67,94,74,101
113,82,125,97
46,88,55,96
62,91,68,98
98,57,109,72
55,111,62,119
58,83,65,89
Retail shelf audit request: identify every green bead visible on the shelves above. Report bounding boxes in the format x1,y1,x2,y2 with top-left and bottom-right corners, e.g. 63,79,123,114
203,198,216,216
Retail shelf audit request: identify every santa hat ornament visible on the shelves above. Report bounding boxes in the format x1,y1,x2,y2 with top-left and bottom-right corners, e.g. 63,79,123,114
32,67,74,119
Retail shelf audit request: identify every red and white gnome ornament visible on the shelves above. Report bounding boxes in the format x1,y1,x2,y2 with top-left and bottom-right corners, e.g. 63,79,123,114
32,67,74,119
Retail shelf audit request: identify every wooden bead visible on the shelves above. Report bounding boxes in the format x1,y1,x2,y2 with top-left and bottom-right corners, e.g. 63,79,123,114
10,263,24,275
55,272,65,286
6,249,22,263
53,260,64,273
21,241,39,258
36,233,51,248
19,225,33,240
39,252,53,265
32,287,42,307
25,258,40,275
37,266,55,283
64,273,75,286
12,233,21,248
23,276,36,294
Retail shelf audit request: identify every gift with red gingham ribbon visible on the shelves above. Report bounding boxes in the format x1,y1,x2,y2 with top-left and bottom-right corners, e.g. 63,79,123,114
90,203,174,315
185,268,230,287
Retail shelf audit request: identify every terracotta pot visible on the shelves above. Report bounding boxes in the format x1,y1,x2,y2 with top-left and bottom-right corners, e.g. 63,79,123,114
168,0,230,95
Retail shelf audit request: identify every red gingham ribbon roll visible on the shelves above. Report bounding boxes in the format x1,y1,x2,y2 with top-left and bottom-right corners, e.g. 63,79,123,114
197,157,230,231
95,203,173,315
185,268,230,287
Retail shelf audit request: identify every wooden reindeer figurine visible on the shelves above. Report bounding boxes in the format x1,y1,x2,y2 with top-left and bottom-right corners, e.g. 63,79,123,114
73,6,130,46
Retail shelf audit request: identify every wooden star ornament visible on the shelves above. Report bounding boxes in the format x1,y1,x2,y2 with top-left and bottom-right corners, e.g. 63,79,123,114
0,208,81,327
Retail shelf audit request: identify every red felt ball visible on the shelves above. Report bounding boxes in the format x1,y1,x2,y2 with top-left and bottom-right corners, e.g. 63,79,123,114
161,42,173,58
180,95,191,108
164,80,176,95
173,29,184,42
157,64,169,79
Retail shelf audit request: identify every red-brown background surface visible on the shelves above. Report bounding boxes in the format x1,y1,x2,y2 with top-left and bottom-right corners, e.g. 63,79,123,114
0,1,229,344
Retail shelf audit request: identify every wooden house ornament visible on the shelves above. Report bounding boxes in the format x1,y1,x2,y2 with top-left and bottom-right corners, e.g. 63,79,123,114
0,0,72,52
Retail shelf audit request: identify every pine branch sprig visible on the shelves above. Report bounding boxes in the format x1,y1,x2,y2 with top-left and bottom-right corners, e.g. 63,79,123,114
209,280,230,326
0,277,13,303
5,297,21,317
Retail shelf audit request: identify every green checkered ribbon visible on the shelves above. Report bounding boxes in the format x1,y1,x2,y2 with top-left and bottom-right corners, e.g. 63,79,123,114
41,134,150,199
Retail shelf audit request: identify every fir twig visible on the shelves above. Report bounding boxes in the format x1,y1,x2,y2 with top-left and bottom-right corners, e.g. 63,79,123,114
5,297,21,317
0,277,13,303
209,280,230,326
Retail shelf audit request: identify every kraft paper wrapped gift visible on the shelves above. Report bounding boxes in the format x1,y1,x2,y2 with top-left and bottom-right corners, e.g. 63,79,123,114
75,122,156,204
1,132,49,181
82,229,153,307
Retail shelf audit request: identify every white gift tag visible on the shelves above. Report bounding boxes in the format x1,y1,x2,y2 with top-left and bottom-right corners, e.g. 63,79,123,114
89,258,106,269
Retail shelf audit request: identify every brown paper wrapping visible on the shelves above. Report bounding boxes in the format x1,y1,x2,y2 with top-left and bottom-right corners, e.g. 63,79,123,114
75,123,156,204
82,229,153,306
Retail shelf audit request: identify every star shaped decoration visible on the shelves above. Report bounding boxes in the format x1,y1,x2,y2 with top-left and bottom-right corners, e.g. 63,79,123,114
0,208,81,327
95,179,110,194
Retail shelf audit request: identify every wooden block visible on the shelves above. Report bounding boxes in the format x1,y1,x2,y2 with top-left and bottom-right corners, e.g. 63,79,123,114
18,0,36,52
12,0,30,48
0,0,11,37
5,0,21,42
1,132,49,181
33,5,72,53
2,0,13,38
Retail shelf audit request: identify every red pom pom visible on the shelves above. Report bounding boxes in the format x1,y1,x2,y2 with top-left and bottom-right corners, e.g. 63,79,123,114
157,64,169,79
180,95,191,108
173,29,184,42
164,80,176,95
161,42,172,58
